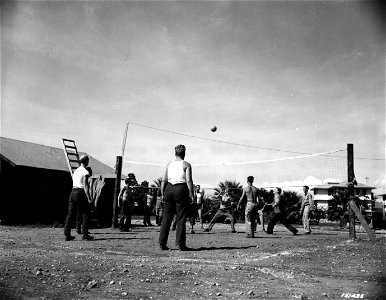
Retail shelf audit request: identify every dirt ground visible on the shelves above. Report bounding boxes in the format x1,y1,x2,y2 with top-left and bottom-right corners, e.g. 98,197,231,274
0,219,385,300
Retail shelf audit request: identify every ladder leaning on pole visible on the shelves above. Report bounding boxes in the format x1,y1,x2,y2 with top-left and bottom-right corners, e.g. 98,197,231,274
62,138,80,175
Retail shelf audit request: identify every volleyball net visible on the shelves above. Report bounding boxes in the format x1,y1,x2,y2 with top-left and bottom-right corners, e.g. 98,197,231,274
123,150,347,189
121,123,348,190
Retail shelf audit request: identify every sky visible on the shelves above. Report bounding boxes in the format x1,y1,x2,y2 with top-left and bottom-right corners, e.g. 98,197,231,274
1,1,385,192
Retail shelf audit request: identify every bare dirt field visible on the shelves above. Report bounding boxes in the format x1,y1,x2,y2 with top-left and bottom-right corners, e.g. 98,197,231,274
0,220,385,300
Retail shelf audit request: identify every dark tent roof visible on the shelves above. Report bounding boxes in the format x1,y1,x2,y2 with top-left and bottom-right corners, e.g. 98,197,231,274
0,137,116,177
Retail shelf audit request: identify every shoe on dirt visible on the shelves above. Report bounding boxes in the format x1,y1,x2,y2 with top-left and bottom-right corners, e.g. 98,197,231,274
159,244,169,250
65,236,75,241
178,245,192,251
82,235,94,241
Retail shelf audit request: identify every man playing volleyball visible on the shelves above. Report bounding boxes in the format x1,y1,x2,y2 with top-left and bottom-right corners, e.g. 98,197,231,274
237,176,259,238
300,185,314,234
195,185,204,229
266,187,298,235
158,145,194,251
117,178,134,232
204,189,237,233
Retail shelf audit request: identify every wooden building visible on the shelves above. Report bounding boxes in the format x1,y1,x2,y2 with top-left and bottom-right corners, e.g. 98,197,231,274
0,137,117,226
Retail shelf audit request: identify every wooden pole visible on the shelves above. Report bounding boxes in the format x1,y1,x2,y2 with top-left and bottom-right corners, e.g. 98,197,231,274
122,122,129,158
347,144,377,242
112,155,122,228
347,144,356,239
348,199,377,241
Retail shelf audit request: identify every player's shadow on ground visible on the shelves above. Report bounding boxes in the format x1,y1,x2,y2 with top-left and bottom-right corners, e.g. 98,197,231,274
191,245,257,251
307,232,338,236
92,237,151,241
91,232,131,235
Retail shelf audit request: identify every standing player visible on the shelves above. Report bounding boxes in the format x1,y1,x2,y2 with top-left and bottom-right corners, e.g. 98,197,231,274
300,185,314,234
76,166,93,234
64,155,94,241
237,176,259,238
143,189,154,226
195,185,204,229
257,199,266,232
188,191,198,234
158,145,194,251
155,189,163,226
204,189,236,233
117,178,134,232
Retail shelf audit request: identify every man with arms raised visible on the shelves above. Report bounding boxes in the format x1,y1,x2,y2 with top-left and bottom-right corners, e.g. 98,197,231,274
204,189,237,233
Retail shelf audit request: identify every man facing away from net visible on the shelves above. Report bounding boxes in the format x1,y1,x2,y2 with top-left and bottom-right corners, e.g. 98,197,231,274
76,166,93,235
266,187,298,235
158,144,194,251
64,155,94,241
237,176,259,238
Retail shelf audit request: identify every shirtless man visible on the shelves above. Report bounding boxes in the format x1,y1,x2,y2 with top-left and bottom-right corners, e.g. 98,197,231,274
195,185,204,229
117,178,134,232
237,176,259,238
204,189,236,233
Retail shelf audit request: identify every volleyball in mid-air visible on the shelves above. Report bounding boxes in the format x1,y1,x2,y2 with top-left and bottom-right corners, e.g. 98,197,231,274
211,126,217,132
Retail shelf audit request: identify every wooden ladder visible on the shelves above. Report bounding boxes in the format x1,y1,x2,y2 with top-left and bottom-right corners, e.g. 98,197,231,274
62,138,80,174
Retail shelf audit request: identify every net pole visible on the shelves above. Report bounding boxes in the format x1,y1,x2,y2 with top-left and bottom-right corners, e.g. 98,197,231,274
347,143,356,239
122,122,129,158
112,123,129,228
112,156,122,228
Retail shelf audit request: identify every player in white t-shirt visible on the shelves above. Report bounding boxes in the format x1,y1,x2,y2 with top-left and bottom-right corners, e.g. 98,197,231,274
158,145,194,251
63,155,94,241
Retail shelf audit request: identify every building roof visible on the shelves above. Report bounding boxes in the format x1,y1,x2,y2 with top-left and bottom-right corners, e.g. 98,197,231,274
0,137,116,177
312,181,375,190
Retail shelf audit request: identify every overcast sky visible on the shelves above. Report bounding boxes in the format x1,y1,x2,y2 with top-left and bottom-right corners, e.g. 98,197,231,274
1,1,385,191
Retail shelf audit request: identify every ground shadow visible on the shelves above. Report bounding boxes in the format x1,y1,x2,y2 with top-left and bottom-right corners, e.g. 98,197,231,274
308,232,338,236
254,235,282,238
187,245,257,251
92,237,151,241
91,230,157,235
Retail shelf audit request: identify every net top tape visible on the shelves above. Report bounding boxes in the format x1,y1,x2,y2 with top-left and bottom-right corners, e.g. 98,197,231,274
123,149,346,167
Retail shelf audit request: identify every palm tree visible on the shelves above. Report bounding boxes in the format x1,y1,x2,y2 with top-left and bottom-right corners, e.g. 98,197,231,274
213,180,243,200
281,190,302,223
151,177,163,189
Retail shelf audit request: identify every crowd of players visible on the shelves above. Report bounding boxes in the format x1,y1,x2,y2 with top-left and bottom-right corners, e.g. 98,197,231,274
63,147,314,249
